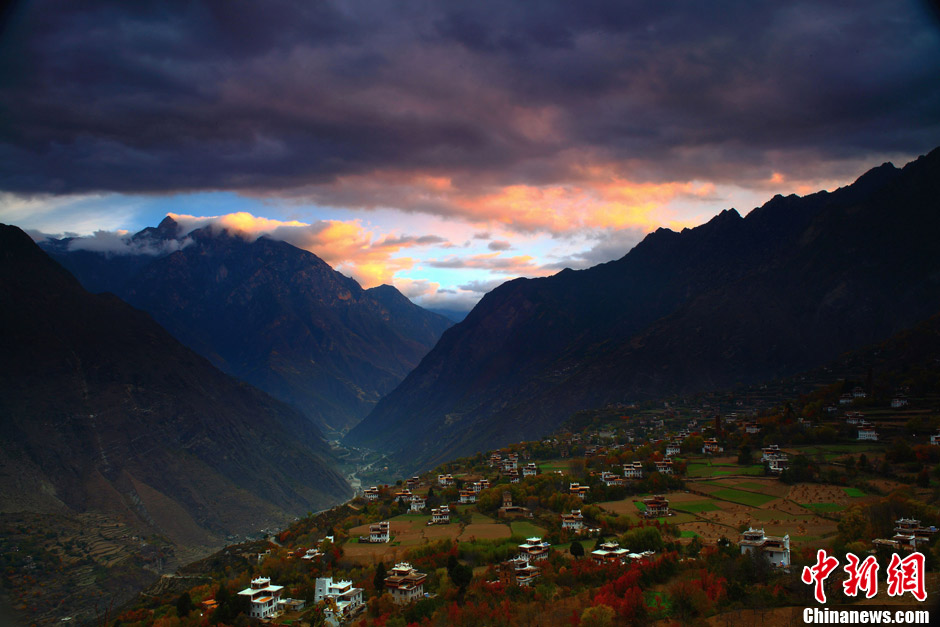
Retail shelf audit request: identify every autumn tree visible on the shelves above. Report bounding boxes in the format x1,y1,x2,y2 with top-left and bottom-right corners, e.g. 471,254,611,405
570,541,584,558
175,591,193,618
373,561,387,593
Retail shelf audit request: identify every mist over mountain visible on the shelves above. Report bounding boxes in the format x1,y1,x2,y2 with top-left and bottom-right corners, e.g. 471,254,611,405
345,148,940,471
0,224,351,543
42,220,453,433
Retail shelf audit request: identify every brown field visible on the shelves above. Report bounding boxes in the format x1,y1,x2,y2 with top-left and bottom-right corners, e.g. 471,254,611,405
867,478,908,493
787,482,850,504
641,480,844,548
424,525,459,540
343,514,516,563
458,523,511,541
344,519,431,564
342,541,409,564
715,478,791,497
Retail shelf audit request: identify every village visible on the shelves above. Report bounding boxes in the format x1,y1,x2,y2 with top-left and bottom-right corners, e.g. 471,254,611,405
98,377,940,626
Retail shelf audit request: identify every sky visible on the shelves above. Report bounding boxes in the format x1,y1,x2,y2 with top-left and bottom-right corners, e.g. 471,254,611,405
1,1,939,311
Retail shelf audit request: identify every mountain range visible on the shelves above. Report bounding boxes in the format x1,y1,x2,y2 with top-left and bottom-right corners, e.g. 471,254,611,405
41,218,453,433
0,224,351,545
346,147,940,470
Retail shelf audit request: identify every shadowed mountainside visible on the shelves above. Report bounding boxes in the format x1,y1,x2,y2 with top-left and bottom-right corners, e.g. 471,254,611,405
1,224,351,542
346,148,940,471
42,221,453,433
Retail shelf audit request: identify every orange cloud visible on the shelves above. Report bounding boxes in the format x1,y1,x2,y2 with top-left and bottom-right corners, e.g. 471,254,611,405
282,166,712,235
168,211,435,288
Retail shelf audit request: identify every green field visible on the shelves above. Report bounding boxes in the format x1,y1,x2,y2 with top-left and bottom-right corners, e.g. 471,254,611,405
842,487,866,498
510,521,547,538
634,501,647,511
469,511,496,524
801,503,842,513
679,530,700,538
538,461,570,472
710,488,777,507
675,500,720,513
687,463,764,478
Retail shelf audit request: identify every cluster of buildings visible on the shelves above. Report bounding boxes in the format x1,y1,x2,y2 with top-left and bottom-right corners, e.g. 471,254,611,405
498,537,550,586
590,541,654,565
311,562,431,623
314,577,364,625
761,445,790,474
873,518,938,551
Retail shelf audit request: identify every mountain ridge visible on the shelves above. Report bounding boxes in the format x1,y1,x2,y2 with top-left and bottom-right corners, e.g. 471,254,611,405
0,223,351,539
345,149,940,470
41,219,453,433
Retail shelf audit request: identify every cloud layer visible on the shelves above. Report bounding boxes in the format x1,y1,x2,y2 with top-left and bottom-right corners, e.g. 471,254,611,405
1,0,937,230
4,2,939,310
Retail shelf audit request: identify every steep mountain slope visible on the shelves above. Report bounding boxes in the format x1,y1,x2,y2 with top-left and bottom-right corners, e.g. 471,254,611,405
0,224,351,543
43,220,453,433
346,148,940,470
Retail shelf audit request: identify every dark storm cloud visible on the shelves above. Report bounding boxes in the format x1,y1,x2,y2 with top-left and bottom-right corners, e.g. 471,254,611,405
1,0,938,196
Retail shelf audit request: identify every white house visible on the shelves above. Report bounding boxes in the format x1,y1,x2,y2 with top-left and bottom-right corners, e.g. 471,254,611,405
702,438,723,455
561,509,584,531
623,461,644,480
858,428,879,441
431,507,450,524
314,578,364,626
569,483,590,500
238,577,285,619
739,528,790,568
500,556,540,586
592,541,629,565
458,489,477,504
301,548,323,562
655,460,673,475
518,537,550,561
385,562,426,604
369,521,390,543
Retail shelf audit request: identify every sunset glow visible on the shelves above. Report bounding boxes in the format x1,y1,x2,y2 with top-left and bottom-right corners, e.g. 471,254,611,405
0,0,936,310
